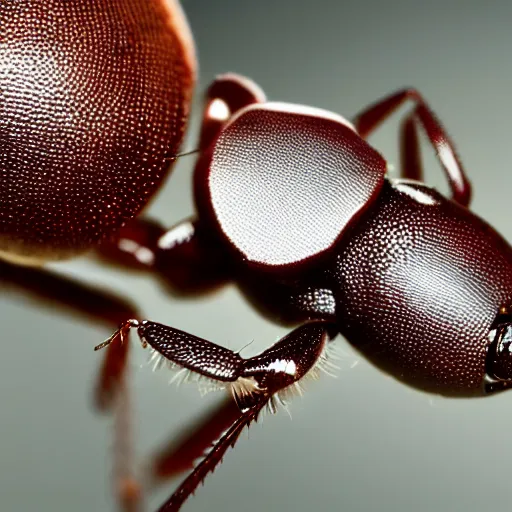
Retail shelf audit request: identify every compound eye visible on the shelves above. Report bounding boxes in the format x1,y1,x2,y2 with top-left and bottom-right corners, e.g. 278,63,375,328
199,103,387,272
487,323,512,381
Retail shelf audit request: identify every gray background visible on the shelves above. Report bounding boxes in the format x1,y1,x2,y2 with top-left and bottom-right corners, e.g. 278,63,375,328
2,1,512,511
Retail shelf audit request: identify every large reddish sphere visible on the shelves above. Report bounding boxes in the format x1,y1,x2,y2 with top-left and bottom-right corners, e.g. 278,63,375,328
0,0,196,264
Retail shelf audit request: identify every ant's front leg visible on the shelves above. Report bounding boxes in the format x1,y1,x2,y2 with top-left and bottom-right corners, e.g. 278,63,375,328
96,320,339,511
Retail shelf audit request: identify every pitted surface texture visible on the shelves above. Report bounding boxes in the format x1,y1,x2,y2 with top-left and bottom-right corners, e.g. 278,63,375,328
0,0,194,261
205,105,386,270
333,181,512,393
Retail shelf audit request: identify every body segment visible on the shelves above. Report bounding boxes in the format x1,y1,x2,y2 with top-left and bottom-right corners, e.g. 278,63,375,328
0,0,195,264
333,180,512,394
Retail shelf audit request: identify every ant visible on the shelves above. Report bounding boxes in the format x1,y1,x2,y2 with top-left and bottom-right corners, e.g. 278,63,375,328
4,2,512,512
96,71,512,511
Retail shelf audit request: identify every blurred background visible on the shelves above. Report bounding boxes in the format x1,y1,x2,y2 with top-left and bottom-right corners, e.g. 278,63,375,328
2,1,512,511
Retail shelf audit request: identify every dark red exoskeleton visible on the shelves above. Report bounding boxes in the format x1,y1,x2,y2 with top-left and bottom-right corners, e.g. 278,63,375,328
0,0,195,265
95,74,512,511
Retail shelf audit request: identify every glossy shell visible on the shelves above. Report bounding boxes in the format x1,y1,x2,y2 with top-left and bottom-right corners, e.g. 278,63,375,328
196,103,387,272
334,180,512,395
0,0,195,264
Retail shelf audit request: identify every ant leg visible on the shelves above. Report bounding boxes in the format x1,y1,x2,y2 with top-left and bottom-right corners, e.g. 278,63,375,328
148,398,240,486
96,217,230,294
400,114,423,182
2,260,137,329
157,403,265,512
94,323,146,512
353,89,471,206
99,320,337,400
199,73,266,151
96,321,338,511
2,259,136,409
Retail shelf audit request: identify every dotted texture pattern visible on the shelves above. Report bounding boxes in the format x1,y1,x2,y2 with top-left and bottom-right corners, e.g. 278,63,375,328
140,321,245,382
205,106,386,270
333,180,512,394
0,0,194,261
